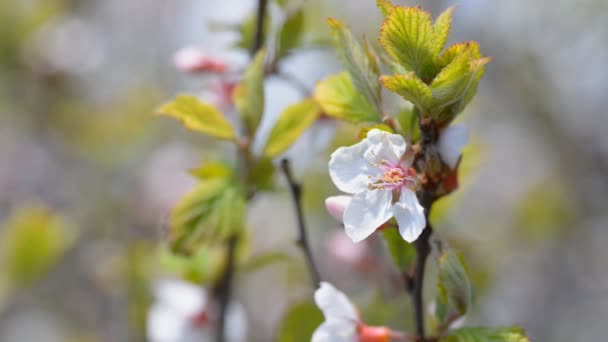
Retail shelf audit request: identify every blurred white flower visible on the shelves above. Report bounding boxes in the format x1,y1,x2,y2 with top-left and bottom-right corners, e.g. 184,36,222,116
438,123,469,169
147,279,247,342
173,47,228,73
312,282,393,342
328,129,425,243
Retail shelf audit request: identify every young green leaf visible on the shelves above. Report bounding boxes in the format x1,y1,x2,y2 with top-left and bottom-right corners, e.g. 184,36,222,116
436,246,472,316
437,41,481,69
381,72,432,113
170,179,245,256
441,326,531,342
376,0,395,17
314,72,381,123
1,204,76,287
379,6,437,79
233,49,266,135
234,12,271,50
430,49,490,123
432,7,454,55
189,162,234,180
277,8,304,58
328,18,381,111
263,98,322,158
157,95,236,140
381,227,415,269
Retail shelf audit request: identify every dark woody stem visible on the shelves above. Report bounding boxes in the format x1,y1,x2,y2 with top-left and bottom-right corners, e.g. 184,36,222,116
280,159,322,287
409,113,439,342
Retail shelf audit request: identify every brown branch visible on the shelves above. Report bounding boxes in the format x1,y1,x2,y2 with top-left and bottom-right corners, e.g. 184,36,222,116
215,235,238,342
280,159,322,287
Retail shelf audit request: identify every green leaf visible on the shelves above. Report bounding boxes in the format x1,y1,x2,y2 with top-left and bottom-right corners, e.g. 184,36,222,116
381,227,415,269
159,246,224,285
277,301,324,342
436,245,472,315
381,72,432,113
157,95,236,140
430,49,490,123
170,179,246,255
314,72,381,123
233,49,266,134
263,98,322,158
441,326,531,342
379,6,437,79
437,41,481,69
376,0,395,17
249,157,276,190
0,203,76,286
395,107,420,142
240,251,293,273
189,162,233,180
432,7,454,55
328,18,381,111
278,8,305,58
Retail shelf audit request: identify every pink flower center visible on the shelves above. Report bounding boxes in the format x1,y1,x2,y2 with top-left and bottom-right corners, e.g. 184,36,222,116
368,160,418,191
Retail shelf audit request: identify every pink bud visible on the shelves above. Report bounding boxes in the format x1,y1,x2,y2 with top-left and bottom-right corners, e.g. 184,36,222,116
173,47,227,73
358,325,391,342
324,196,351,222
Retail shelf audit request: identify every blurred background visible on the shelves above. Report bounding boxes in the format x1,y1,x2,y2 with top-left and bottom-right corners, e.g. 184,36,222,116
1,0,608,341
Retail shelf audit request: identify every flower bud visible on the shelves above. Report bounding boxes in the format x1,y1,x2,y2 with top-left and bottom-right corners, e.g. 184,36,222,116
358,325,391,342
324,196,351,222
173,47,227,73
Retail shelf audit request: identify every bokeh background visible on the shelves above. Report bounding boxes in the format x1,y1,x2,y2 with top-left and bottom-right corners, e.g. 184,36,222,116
1,0,608,341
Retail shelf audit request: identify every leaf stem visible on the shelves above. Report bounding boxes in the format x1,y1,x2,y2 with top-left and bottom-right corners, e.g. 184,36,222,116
280,159,322,287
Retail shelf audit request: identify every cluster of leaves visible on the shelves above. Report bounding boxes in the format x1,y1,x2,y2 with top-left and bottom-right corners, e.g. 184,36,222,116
156,2,323,261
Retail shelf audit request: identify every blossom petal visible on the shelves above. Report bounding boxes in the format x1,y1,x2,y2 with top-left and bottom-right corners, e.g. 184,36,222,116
314,282,359,322
438,123,469,169
312,320,358,342
154,279,206,317
393,189,426,242
363,129,407,165
325,196,352,222
329,139,378,194
147,302,190,342
343,189,393,242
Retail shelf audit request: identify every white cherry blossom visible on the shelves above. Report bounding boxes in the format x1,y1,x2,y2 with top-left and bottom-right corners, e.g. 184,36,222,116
147,279,247,342
313,282,396,342
438,123,469,169
328,129,425,243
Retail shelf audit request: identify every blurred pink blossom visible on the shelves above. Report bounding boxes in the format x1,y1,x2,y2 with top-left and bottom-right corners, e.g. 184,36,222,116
173,47,228,73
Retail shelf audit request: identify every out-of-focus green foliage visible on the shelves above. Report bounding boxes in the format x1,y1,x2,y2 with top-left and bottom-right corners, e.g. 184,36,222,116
157,95,236,140
381,226,415,269
169,177,246,255
233,49,267,135
277,301,323,342
441,326,531,342
277,8,305,58
0,203,75,287
263,98,322,158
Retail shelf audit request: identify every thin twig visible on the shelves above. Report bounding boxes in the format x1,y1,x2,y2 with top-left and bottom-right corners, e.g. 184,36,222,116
215,235,238,342
251,0,269,55
280,159,322,287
